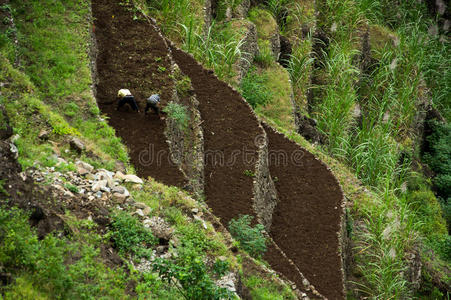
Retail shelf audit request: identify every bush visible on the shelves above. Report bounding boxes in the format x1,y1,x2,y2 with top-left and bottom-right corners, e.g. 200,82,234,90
163,101,190,130
152,242,231,300
240,68,272,108
109,211,157,258
228,215,267,258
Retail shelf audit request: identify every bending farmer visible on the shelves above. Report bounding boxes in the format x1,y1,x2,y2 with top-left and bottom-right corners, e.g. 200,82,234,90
145,94,161,116
117,89,140,112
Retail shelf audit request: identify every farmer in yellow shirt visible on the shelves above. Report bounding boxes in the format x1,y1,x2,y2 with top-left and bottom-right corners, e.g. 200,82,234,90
116,89,140,112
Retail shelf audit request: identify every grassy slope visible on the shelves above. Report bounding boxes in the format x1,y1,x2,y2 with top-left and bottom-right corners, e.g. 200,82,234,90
0,0,297,298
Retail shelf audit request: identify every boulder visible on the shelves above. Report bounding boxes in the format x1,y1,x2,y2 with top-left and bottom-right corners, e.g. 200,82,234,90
114,171,126,181
92,179,107,192
75,160,94,176
112,186,129,197
124,174,143,184
70,137,85,153
143,217,173,240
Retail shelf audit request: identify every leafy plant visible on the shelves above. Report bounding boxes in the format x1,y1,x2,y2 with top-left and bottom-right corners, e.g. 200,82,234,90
152,243,231,300
163,101,190,130
240,67,272,108
228,215,267,258
109,211,157,258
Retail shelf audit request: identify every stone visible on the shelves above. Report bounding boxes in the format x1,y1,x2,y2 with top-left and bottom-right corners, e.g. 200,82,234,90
112,186,129,196
100,186,111,193
302,278,310,287
123,174,143,184
86,173,96,181
191,208,199,215
70,137,85,153
144,217,173,240
134,202,148,209
95,191,103,198
9,143,18,159
115,161,126,173
38,129,50,140
156,246,165,254
135,209,145,217
112,192,128,203
76,160,94,176
92,180,107,192
114,171,126,181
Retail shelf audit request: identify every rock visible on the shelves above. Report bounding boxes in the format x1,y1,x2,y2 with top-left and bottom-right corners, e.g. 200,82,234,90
92,179,107,192
75,160,94,176
191,208,199,215
95,191,103,198
70,137,85,153
302,279,309,287
135,209,145,217
123,174,143,184
114,171,126,181
38,129,50,140
86,173,96,181
112,186,130,197
217,272,237,293
9,143,18,159
100,186,111,193
144,217,173,240
112,192,128,203
134,202,148,209
156,246,166,254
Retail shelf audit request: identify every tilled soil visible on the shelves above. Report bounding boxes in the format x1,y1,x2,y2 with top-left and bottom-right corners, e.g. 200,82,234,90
170,47,319,298
92,0,185,187
91,1,344,297
263,123,344,300
171,47,260,225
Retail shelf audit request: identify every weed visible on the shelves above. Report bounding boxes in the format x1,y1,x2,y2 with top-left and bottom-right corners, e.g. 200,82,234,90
243,169,255,177
64,183,79,194
240,67,272,108
228,215,266,258
163,101,190,130
108,211,157,258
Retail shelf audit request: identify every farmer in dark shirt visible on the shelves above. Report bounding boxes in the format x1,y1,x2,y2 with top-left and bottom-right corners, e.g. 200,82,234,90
145,94,161,116
116,89,140,112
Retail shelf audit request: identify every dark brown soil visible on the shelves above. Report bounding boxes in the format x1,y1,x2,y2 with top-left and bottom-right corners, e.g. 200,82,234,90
263,123,344,300
90,1,344,297
171,47,261,226
92,0,185,187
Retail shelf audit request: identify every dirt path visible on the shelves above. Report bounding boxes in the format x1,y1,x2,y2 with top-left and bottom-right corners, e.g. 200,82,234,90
92,0,185,187
263,124,344,299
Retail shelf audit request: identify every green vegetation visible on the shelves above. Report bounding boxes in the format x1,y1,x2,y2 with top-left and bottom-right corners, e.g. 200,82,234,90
244,275,296,300
228,215,267,259
152,244,231,300
240,67,272,108
163,101,190,130
109,211,158,258
0,207,128,298
0,0,129,171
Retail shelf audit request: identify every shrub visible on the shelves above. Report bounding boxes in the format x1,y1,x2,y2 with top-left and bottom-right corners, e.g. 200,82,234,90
228,215,266,258
163,101,190,130
152,242,231,300
109,211,157,258
240,67,272,108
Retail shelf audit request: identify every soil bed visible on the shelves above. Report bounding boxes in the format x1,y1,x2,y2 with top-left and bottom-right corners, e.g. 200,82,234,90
92,0,185,187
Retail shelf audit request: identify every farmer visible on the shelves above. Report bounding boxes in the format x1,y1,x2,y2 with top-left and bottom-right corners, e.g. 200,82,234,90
116,89,140,112
145,94,161,116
